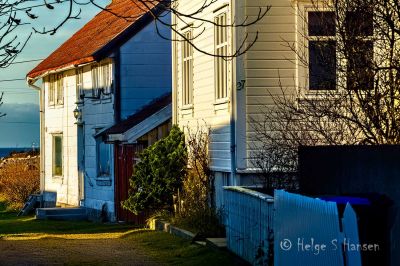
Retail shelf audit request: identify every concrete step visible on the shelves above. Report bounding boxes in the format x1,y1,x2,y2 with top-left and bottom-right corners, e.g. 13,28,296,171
36,207,87,221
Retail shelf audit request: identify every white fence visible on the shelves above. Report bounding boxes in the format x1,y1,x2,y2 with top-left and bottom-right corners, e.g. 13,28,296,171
224,187,274,265
223,188,361,266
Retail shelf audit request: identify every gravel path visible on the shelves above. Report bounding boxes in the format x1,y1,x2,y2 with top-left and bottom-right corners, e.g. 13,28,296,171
0,238,157,266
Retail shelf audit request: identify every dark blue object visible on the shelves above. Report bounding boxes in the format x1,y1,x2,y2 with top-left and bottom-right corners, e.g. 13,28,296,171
319,196,371,205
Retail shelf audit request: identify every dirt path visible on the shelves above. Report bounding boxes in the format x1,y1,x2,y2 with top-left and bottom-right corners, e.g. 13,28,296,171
0,238,157,266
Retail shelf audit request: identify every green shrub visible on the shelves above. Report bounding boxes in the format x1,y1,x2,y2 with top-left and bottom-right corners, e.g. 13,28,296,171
123,125,187,215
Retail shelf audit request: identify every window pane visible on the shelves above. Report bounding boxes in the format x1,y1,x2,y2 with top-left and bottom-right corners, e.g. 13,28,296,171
76,68,84,100
53,135,62,176
308,12,336,36
49,75,55,104
56,74,63,104
215,13,228,99
309,41,337,90
182,31,193,105
347,40,374,90
97,141,111,176
346,11,373,37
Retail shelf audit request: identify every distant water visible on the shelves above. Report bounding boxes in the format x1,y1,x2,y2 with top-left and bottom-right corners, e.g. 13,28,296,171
0,148,33,158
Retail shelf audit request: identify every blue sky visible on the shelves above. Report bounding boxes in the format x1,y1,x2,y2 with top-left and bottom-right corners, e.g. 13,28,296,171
0,1,109,147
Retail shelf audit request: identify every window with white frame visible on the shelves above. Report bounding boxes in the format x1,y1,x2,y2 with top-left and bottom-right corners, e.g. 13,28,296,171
56,73,63,104
182,30,193,106
101,62,112,95
91,62,112,99
48,74,55,105
307,10,374,90
215,12,229,99
97,140,111,177
308,11,337,90
76,67,84,101
52,134,63,176
91,64,101,98
48,74,63,106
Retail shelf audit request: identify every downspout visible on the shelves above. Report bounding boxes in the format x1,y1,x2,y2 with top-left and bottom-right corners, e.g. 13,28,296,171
230,0,237,185
171,7,178,124
28,80,45,195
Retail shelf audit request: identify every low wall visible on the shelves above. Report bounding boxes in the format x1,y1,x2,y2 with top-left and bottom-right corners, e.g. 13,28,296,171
223,186,274,265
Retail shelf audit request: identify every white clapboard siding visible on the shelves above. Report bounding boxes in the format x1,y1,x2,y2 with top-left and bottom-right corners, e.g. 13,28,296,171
245,0,297,166
175,0,233,171
174,0,298,172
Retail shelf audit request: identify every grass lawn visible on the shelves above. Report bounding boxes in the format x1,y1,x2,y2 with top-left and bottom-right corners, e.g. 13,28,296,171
125,231,247,266
0,197,133,237
0,198,247,265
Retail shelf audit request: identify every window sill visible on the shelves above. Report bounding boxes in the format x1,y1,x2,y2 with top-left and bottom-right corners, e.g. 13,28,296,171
180,104,194,117
48,104,64,109
52,175,63,183
214,98,229,111
181,104,193,110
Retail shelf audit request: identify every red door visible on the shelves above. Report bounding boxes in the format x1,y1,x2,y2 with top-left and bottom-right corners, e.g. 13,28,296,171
114,144,147,223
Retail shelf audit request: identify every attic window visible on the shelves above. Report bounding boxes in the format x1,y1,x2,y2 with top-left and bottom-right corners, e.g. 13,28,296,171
76,67,84,102
48,73,63,106
91,62,113,99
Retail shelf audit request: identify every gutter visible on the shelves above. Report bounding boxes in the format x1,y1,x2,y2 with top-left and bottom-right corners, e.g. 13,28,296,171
27,79,45,194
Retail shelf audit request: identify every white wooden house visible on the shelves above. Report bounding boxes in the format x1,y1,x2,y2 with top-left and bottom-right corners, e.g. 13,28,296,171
172,0,350,207
27,0,171,221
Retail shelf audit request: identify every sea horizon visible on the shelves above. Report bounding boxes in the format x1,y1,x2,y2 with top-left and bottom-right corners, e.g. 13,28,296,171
0,147,38,158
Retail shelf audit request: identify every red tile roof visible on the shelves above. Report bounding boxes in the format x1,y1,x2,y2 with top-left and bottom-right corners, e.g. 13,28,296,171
27,0,151,79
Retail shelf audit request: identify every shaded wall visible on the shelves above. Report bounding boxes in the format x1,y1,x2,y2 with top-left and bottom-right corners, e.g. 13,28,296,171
299,145,400,266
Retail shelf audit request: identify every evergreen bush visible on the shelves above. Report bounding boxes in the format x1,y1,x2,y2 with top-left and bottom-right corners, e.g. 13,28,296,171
122,125,187,214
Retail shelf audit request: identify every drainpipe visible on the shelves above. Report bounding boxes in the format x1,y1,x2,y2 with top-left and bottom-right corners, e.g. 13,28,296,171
171,9,178,125
230,0,237,185
28,80,45,195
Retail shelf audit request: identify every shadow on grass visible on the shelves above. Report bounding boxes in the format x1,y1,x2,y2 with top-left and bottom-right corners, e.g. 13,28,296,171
0,197,139,236
125,231,249,266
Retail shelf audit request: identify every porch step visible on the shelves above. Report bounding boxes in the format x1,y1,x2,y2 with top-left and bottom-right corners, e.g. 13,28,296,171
36,207,87,221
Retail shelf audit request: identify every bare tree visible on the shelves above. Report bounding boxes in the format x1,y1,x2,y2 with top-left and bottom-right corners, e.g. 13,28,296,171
0,0,269,70
251,0,400,186
0,92,5,118
90,0,270,58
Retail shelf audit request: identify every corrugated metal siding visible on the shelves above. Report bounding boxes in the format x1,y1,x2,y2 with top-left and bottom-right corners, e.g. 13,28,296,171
342,203,362,266
274,190,344,266
224,187,274,265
